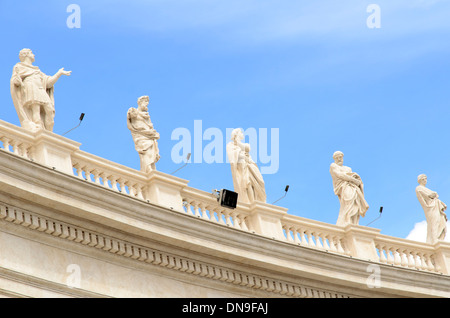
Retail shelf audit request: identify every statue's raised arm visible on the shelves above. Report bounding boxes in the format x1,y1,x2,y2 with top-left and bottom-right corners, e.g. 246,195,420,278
10,49,71,132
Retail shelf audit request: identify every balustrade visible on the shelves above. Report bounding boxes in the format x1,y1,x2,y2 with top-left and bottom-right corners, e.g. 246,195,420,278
0,121,35,161
281,216,349,256
71,151,147,201
0,119,449,275
181,188,251,232
375,239,438,272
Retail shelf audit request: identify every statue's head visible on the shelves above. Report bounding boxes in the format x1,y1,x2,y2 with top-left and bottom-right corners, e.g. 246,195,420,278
137,96,149,110
333,151,344,165
417,174,427,185
19,48,34,63
231,128,244,142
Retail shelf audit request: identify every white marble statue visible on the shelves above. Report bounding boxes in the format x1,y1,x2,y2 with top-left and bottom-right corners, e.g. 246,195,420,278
226,128,266,204
127,96,160,173
416,174,447,244
330,151,369,226
10,48,71,132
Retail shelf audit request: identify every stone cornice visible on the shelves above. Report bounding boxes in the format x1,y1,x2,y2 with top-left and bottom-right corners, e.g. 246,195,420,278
0,264,109,298
0,149,449,297
0,198,354,298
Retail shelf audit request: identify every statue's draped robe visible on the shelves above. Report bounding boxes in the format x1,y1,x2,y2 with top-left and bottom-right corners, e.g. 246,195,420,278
10,62,55,131
226,141,266,203
416,185,447,244
330,163,369,226
127,108,160,173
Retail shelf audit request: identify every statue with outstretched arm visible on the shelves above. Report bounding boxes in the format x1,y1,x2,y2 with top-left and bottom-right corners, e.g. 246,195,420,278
10,49,71,132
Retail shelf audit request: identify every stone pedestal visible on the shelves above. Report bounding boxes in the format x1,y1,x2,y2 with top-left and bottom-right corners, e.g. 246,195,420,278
434,241,450,275
344,225,381,262
247,202,288,240
33,129,81,174
146,171,189,212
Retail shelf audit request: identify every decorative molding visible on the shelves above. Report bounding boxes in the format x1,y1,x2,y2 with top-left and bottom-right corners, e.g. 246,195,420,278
0,266,108,298
0,200,352,298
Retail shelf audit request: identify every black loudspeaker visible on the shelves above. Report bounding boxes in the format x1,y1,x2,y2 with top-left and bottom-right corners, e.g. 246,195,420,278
218,189,238,209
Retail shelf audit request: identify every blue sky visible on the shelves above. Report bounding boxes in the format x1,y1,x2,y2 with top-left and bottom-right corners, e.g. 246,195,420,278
1,0,450,241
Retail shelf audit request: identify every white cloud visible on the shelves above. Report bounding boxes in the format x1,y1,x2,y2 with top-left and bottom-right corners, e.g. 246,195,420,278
406,220,450,243
406,220,427,242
